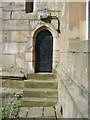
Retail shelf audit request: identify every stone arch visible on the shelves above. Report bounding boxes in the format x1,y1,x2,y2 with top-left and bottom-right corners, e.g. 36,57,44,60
29,24,60,73
31,24,59,38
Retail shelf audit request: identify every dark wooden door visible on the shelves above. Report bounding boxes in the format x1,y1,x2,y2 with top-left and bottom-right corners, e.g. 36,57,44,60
35,29,53,73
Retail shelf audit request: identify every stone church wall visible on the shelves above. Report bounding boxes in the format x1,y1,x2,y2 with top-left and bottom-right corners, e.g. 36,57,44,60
2,1,63,76
1,1,88,118
57,2,88,118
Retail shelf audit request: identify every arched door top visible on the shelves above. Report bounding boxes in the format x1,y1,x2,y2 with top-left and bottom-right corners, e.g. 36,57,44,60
32,24,59,39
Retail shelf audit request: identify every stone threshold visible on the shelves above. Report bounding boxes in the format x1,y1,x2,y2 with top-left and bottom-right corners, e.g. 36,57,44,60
0,75,27,80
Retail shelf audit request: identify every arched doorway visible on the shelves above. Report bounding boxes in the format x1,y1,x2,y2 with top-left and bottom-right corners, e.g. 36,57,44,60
35,29,53,73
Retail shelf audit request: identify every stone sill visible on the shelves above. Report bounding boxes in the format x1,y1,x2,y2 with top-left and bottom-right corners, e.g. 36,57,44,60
69,39,89,53
0,70,24,78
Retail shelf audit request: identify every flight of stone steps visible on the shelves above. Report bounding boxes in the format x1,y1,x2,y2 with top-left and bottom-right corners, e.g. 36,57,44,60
21,74,58,107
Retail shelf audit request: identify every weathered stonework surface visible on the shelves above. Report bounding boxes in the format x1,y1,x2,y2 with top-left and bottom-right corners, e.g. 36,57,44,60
56,2,88,118
36,2,62,11
12,11,38,20
0,20,2,32
69,40,88,52
11,31,30,42
1,1,88,119
58,41,88,118
16,54,26,69
27,38,33,52
3,31,30,42
2,11,10,19
0,1,2,74
58,80,83,118
18,43,27,53
0,7,2,19
2,42,18,54
2,2,25,11
2,54,15,70
25,52,32,62
2,20,29,30
29,20,39,31
0,33,2,43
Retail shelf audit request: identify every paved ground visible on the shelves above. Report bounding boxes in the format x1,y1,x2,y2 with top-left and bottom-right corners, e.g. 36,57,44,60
0,87,61,119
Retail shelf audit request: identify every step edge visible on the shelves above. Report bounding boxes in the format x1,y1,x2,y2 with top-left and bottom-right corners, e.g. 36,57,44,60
24,80,58,83
23,88,58,92
22,97,58,102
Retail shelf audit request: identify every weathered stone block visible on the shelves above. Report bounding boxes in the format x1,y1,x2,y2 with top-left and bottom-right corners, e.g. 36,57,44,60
69,25,79,39
0,53,2,67
19,107,28,118
36,2,62,11
2,11,10,19
2,55,15,69
18,43,27,53
25,52,32,62
0,33,2,43
0,8,2,18
12,11,38,20
12,11,27,19
3,20,29,30
0,20,2,32
3,31,29,42
16,54,25,69
10,80,23,89
27,62,34,73
69,40,88,52
0,43,2,52
2,2,25,11
44,107,55,117
59,53,68,71
74,53,88,91
1,68,24,77
67,52,75,76
26,12,38,20
11,31,30,42
3,42,18,54
2,31,11,42
29,20,39,31
0,2,2,8
27,38,33,52
28,107,43,117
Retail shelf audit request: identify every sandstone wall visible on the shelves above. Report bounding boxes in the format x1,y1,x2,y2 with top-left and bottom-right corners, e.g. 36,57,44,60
57,2,88,118
2,2,64,76
1,1,88,118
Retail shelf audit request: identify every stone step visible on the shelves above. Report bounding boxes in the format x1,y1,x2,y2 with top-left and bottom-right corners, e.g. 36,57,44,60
24,80,58,89
1,87,23,98
2,80,24,89
21,97,57,107
23,88,58,98
27,74,56,80
19,107,56,118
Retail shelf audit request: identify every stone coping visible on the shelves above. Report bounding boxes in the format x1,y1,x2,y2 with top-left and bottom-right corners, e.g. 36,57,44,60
69,40,88,52
0,71,24,78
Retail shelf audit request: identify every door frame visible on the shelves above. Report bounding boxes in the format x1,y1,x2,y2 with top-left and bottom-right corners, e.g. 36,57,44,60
27,24,60,74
